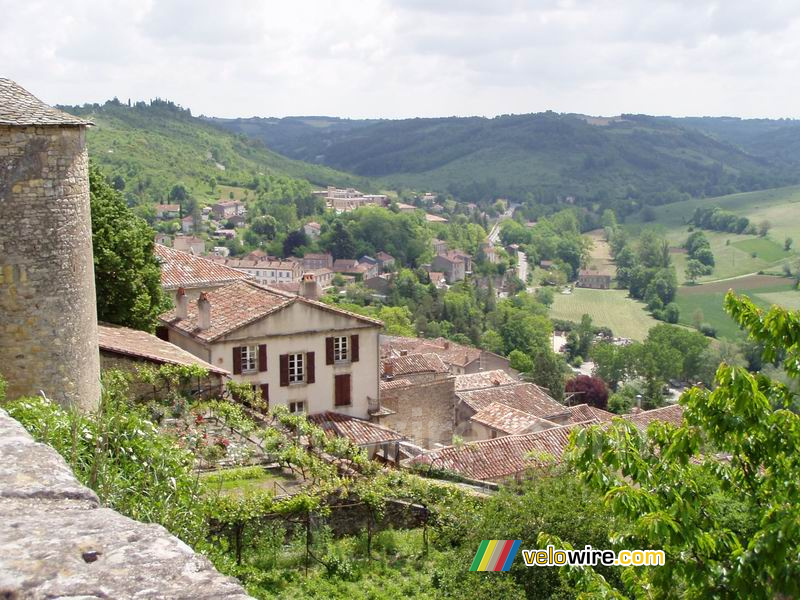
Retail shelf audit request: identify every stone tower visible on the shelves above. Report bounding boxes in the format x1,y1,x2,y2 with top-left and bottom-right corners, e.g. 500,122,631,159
0,78,100,411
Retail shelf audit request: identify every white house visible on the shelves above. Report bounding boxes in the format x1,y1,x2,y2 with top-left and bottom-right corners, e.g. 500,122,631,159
159,280,383,418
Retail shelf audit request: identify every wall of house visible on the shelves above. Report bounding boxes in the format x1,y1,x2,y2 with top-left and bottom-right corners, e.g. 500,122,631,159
0,124,100,411
379,377,455,448
480,351,515,375
179,301,381,418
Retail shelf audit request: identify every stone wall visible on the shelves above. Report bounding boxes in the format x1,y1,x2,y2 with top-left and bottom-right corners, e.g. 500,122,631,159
0,124,100,411
380,377,455,448
0,408,252,599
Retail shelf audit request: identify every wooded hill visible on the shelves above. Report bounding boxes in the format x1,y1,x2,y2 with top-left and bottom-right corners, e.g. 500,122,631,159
210,113,798,207
61,100,367,205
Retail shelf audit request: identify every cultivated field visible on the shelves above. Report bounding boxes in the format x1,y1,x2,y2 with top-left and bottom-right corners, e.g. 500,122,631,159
585,229,617,276
549,288,659,341
675,275,799,339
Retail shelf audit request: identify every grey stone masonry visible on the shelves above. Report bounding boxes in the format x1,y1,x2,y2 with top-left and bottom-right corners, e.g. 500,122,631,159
0,78,101,411
0,408,253,600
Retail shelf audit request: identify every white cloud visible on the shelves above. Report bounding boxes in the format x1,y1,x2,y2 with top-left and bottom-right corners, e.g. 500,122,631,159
1,0,799,118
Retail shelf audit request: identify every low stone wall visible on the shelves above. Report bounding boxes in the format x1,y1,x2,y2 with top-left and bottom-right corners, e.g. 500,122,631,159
0,408,252,600
324,498,429,536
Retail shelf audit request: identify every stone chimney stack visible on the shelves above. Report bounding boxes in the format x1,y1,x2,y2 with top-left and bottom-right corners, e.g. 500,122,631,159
383,361,394,379
197,293,211,330
300,272,320,300
175,287,188,319
0,79,100,412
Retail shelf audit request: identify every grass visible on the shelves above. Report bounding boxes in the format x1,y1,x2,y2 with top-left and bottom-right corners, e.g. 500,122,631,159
731,238,791,263
675,275,798,339
201,467,301,496
549,288,659,340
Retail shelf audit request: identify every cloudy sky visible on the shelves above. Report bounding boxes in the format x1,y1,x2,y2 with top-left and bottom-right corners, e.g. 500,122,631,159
2,0,799,119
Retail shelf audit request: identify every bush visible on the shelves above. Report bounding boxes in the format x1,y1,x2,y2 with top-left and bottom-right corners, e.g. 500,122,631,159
572,356,583,367
664,302,680,324
699,323,717,338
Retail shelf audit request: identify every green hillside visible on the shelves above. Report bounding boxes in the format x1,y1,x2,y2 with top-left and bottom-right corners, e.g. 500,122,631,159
211,112,797,205
61,100,367,205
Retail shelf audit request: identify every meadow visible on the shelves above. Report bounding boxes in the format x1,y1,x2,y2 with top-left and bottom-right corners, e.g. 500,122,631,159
549,288,659,340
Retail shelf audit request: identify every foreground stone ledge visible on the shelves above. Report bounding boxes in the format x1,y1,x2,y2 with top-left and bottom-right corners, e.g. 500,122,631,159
0,409,252,600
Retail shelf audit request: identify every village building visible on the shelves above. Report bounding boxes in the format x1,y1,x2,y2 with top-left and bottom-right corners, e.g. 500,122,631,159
210,200,246,221
303,253,334,270
159,280,383,418
172,235,205,255
395,202,417,212
154,244,252,300
315,187,389,212
181,215,195,234
480,243,499,264
154,204,180,219
98,323,229,400
431,251,466,283
376,251,396,271
577,269,612,289
154,232,172,246
381,336,513,376
428,272,446,288
424,213,448,223
431,238,448,255
308,412,405,460
212,257,303,286
303,221,321,239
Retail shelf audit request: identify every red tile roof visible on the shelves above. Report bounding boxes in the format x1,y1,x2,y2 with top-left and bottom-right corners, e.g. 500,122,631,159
457,382,568,420
382,353,449,377
381,336,482,368
624,404,684,429
412,422,593,481
308,412,404,446
97,323,228,375
454,369,518,392
566,403,615,424
470,402,556,435
155,244,252,290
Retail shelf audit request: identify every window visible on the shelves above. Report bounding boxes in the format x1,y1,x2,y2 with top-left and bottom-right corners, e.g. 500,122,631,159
289,401,305,414
241,345,258,373
288,353,304,384
333,336,349,363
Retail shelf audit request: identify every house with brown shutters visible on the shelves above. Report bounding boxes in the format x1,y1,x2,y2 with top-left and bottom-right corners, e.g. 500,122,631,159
158,280,382,418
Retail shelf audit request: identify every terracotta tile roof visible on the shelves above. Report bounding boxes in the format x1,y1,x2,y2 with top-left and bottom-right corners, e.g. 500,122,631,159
471,402,557,435
379,377,416,392
215,258,300,270
308,412,404,446
455,369,518,392
333,259,359,272
566,403,615,424
0,78,91,126
97,323,228,376
376,251,394,261
429,272,445,284
624,404,684,429
412,422,593,481
382,353,449,377
457,382,568,420
381,335,481,368
155,244,252,290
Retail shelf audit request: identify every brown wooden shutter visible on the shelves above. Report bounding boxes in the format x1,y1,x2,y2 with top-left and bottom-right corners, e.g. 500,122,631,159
350,335,359,362
258,344,268,372
232,347,242,375
306,352,315,383
335,374,351,406
326,337,334,365
260,384,269,408
279,354,289,387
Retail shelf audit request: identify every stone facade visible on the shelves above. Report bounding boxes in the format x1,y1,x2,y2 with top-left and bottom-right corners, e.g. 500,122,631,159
0,408,252,599
379,377,455,448
0,124,100,411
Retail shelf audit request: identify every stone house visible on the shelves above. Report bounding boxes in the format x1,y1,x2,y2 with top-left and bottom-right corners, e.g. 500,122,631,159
381,335,513,376
303,222,321,239
154,232,172,246
378,373,455,449
577,269,612,289
213,257,303,286
431,238,448,255
211,200,246,221
159,280,383,417
181,215,195,234
155,204,180,219
303,253,334,270
155,244,252,301
376,251,395,271
431,252,465,283
172,235,205,255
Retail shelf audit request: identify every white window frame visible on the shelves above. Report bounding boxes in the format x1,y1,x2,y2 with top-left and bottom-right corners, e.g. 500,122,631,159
288,352,305,384
241,345,258,373
289,401,305,414
333,336,349,363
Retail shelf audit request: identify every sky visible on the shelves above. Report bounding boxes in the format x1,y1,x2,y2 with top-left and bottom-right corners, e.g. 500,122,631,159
2,0,799,119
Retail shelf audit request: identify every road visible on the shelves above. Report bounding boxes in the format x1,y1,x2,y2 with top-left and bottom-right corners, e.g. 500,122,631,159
517,250,528,283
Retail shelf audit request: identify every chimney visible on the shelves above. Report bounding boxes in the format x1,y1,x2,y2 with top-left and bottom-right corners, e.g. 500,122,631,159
443,341,450,350
197,293,211,330
383,361,394,379
300,272,320,300
176,287,188,320
400,349,408,357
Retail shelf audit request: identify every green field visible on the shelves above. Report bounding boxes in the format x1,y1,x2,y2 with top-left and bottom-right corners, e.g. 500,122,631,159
731,238,792,263
549,288,659,341
675,275,799,339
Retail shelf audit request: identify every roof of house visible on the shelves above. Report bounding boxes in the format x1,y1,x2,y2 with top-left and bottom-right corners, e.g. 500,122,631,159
333,259,359,271
457,382,568,420
411,422,593,481
0,78,91,126
471,402,557,435
425,214,448,223
155,244,252,290
381,335,482,368
379,377,417,392
432,251,465,265
308,412,404,446
382,353,449,377
566,403,615,424
214,258,300,270
429,272,445,284
376,251,394,261
578,270,612,278
305,222,321,230
97,323,228,376
160,280,382,342
156,204,180,211
454,369,518,392
624,404,684,429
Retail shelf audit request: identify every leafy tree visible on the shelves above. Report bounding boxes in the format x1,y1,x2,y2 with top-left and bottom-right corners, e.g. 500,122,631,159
685,258,707,283
785,237,793,251
250,215,278,239
168,183,188,203
590,342,628,391
509,349,533,373
90,164,169,332
528,349,568,401
557,292,800,599
565,375,609,409
327,221,356,259
282,229,309,257
757,219,771,237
